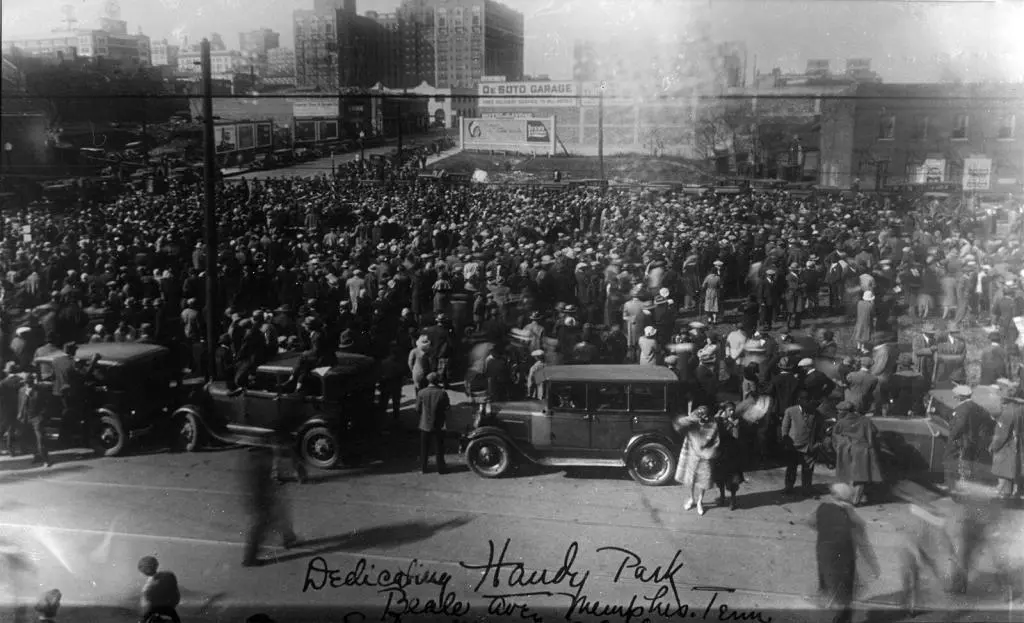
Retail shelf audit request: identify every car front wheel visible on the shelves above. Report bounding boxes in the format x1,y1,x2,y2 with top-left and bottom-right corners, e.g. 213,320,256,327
627,441,676,486
465,436,513,478
92,413,127,457
174,412,203,453
300,426,339,469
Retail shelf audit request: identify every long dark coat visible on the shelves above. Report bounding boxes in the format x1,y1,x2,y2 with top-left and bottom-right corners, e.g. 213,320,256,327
813,501,877,607
832,413,884,484
712,416,745,488
989,400,1023,481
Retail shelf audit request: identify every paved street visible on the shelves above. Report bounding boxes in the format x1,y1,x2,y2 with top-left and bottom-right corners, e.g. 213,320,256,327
1,384,1021,623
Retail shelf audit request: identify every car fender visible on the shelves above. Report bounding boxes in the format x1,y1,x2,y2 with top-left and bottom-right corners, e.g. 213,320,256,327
623,432,678,462
460,426,516,453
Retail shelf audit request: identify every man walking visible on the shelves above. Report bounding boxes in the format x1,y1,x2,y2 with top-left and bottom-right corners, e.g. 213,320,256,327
944,384,991,493
18,373,49,467
242,444,299,567
812,483,880,623
416,373,449,474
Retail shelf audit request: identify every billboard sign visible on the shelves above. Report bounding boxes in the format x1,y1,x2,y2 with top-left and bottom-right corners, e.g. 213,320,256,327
237,124,255,150
478,81,616,108
460,117,556,154
482,112,535,119
292,98,338,118
294,120,318,143
963,156,992,191
912,158,945,184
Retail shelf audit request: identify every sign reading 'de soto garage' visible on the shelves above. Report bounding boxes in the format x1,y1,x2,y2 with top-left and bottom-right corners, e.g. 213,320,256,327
478,81,615,108
460,117,557,155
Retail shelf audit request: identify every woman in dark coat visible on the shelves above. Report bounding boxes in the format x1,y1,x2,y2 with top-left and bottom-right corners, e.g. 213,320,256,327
712,402,745,510
811,483,880,623
831,401,884,505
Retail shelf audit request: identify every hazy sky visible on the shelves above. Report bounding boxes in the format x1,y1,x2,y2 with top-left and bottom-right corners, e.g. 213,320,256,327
2,0,1022,83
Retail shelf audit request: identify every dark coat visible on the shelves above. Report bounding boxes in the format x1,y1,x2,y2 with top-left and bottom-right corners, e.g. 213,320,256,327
989,400,1023,481
769,370,801,414
415,385,450,432
889,370,929,416
844,370,878,413
832,412,884,484
802,370,836,405
978,344,1008,386
813,501,877,605
945,400,993,463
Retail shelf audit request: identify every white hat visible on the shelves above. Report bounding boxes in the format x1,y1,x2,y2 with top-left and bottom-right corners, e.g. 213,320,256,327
863,290,875,301
95,324,104,333
644,326,657,337
798,358,814,368
830,483,856,503
659,288,670,298
15,327,31,337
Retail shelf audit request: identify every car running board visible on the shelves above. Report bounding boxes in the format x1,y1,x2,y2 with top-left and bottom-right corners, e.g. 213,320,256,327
531,457,626,468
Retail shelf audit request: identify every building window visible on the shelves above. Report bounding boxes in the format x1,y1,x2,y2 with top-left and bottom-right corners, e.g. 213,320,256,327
998,114,1016,139
878,113,895,140
472,6,481,26
911,115,928,140
952,113,969,140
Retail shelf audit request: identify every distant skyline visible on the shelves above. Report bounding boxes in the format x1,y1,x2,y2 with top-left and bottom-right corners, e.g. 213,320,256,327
2,0,1022,83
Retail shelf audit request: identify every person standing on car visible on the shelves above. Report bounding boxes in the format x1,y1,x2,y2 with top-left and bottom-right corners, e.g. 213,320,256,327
416,373,448,475
18,373,50,467
50,342,101,426
137,556,181,623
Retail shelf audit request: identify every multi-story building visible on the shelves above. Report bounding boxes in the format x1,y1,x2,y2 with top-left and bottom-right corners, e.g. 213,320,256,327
427,0,524,89
150,39,179,67
3,18,151,66
293,7,341,89
843,82,1022,192
267,47,295,77
239,28,280,57
177,47,244,79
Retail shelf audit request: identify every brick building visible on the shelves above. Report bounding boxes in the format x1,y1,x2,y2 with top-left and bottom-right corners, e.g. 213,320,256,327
846,83,1022,192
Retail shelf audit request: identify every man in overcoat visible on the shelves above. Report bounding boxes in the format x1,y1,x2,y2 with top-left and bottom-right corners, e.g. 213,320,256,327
844,357,878,414
416,372,449,474
978,332,1008,386
988,390,1023,499
911,324,937,383
943,384,992,492
831,401,884,505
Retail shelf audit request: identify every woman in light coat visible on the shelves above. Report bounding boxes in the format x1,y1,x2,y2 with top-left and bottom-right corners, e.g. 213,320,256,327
674,406,721,516
853,291,874,351
702,267,722,325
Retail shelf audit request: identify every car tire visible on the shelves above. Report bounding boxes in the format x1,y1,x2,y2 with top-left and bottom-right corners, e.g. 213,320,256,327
92,413,127,457
299,426,340,470
626,440,676,486
465,436,513,478
174,412,203,453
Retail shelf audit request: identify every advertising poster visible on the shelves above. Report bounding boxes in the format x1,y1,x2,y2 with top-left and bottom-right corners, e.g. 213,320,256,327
237,124,255,150
526,120,551,143
962,156,992,191
256,123,272,147
462,117,555,154
214,125,236,153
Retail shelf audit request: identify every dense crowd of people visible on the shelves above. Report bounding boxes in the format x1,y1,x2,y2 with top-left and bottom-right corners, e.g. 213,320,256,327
1,161,1024,623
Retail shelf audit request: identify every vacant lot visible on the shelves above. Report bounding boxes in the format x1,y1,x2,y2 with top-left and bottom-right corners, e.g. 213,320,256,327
427,151,715,184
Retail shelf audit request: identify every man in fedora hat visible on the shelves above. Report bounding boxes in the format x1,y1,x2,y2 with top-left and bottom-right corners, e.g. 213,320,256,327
978,332,1008,385
784,262,804,330
933,328,967,388
889,353,929,417
844,357,878,414
757,268,780,329
416,373,449,475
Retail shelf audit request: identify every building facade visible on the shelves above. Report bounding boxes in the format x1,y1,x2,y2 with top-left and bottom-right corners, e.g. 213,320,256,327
150,39,179,67
428,0,524,89
239,28,280,57
267,47,296,77
847,83,1023,192
3,20,151,66
177,48,245,79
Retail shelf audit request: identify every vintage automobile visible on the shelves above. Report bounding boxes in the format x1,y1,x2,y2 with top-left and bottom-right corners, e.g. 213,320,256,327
460,365,684,486
33,343,184,456
172,352,378,468
817,386,1000,484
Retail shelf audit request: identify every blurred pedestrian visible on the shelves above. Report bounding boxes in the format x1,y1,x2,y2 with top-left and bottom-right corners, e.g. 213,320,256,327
137,556,181,623
416,372,449,475
242,445,299,567
18,372,49,467
989,388,1024,500
0,362,23,455
811,483,880,623
35,588,62,623
944,384,992,493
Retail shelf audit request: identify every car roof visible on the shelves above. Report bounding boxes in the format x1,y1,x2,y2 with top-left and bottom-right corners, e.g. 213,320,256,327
537,365,678,383
257,352,377,376
35,342,169,366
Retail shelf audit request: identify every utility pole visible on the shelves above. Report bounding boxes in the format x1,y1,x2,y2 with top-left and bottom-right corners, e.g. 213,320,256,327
201,38,219,380
598,82,605,181
396,92,404,160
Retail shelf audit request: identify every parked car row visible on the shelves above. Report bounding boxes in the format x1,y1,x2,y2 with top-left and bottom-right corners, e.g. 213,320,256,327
33,342,376,468
31,343,1000,487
